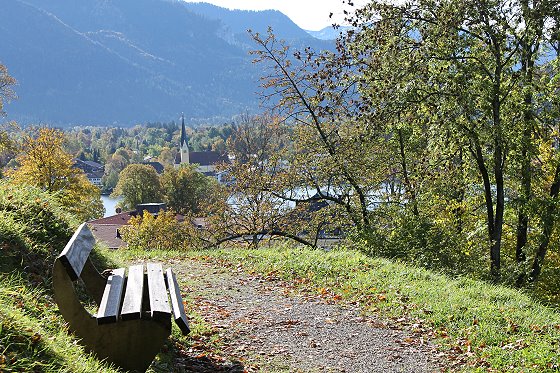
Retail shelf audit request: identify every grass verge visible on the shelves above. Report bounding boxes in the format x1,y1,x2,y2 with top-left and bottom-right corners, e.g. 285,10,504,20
183,246,560,372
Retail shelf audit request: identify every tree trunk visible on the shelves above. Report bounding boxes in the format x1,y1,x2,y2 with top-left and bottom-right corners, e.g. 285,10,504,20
398,129,418,216
472,143,499,278
529,164,560,282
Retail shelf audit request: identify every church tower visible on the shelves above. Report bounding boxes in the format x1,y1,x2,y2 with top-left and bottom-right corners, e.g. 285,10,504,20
180,113,189,164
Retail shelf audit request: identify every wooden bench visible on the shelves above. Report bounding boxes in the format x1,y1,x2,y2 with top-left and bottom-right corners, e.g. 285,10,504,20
52,223,190,372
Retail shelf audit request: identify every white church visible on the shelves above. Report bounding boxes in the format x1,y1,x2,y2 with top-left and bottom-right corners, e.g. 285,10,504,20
175,114,229,177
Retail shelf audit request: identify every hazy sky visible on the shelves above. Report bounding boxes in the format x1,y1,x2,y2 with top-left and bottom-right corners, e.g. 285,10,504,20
182,0,369,31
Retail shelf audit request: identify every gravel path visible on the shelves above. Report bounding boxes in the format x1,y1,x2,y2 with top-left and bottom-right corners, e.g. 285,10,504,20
169,258,444,373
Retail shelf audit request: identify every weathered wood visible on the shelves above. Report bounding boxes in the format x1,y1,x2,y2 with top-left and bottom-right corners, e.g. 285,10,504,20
147,263,171,319
58,223,96,280
97,268,126,324
121,264,144,321
53,223,193,372
165,268,190,335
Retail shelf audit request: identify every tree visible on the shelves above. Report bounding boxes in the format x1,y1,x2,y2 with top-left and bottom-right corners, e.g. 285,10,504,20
0,63,16,118
202,114,340,249
0,64,17,157
7,127,103,221
112,164,162,210
249,0,559,282
160,164,219,215
120,210,190,251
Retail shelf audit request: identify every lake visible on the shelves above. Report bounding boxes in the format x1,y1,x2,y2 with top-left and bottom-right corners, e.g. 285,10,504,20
100,195,122,217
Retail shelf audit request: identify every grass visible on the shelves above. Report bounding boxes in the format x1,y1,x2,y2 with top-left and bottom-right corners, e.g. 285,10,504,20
2,180,559,371
177,245,560,372
0,274,120,372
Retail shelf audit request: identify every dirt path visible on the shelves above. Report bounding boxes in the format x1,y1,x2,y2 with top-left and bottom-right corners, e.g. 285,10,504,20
168,258,444,372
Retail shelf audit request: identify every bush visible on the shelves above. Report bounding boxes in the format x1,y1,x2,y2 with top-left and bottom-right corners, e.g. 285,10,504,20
121,210,191,251
362,211,481,276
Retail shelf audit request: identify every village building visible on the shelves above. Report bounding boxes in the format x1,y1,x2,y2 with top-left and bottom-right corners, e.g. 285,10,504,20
73,159,104,187
88,203,184,249
174,114,228,178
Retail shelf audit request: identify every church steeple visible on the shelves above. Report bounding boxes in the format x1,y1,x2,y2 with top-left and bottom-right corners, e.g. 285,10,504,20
180,113,188,148
180,113,189,164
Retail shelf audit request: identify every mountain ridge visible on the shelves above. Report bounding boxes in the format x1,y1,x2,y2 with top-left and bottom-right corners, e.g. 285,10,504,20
1,0,331,126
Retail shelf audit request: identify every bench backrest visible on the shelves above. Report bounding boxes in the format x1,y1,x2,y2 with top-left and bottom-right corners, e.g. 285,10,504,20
58,223,96,281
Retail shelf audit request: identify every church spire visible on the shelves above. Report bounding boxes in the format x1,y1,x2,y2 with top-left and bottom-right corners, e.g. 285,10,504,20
180,112,189,164
180,112,188,148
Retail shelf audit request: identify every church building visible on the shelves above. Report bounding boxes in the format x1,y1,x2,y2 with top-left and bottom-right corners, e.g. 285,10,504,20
175,114,228,177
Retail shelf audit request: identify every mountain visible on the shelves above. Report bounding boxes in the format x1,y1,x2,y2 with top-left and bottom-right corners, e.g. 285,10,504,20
306,26,352,41
0,0,331,126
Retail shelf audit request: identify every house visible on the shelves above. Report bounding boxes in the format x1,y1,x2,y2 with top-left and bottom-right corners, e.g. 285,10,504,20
142,161,165,174
174,114,229,177
73,159,104,187
88,203,169,249
88,203,192,249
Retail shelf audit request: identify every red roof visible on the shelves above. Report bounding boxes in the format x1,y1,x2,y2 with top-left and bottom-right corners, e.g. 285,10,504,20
88,211,137,225
87,223,126,249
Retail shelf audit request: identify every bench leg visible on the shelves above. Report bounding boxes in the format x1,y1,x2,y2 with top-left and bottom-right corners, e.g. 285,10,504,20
88,318,171,373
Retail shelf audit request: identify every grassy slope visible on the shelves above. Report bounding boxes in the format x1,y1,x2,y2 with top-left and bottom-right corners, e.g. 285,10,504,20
0,183,121,372
0,183,213,372
2,178,559,372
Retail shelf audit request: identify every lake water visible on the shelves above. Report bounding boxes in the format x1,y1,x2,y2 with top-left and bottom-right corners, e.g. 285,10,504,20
100,195,122,217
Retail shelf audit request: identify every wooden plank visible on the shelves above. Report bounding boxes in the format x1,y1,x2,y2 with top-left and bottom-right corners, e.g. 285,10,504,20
58,223,96,280
96,268,126,324
120,264,144,321
147,263,171,319
165,268,190,335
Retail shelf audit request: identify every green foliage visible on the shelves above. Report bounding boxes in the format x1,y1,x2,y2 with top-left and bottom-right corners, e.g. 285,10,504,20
112,163,162,210
363,211,479,276
161,164,220,215
248,0,560,286
64,122,234,166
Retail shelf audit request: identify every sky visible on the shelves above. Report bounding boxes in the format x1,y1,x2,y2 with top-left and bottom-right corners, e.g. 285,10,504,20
182,0,369,31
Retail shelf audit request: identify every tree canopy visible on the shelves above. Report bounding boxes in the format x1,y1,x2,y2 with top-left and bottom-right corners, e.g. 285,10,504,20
240,0,560,287
112,164,162,210
7,128,103,221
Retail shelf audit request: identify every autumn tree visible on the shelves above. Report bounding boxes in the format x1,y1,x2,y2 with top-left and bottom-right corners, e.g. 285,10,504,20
199,114,341,249
112,164,162,209
7,127,103,221
121,210,190,251
160,163,219,215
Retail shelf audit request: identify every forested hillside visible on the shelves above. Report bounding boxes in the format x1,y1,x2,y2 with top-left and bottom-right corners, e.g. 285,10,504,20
0,0,330,125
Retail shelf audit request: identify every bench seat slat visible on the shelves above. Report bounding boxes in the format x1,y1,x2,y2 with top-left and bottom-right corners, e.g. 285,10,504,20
97,268,126,324
58,223,96,280
165,268,190,335
120,264,144,321
147,263,171,319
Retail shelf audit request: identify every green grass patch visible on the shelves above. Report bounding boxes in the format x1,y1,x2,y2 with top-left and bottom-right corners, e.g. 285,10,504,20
190,246,560,372
0,274,119,372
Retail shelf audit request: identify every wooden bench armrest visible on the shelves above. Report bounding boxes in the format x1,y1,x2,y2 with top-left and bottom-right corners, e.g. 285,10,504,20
165,268,190,335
